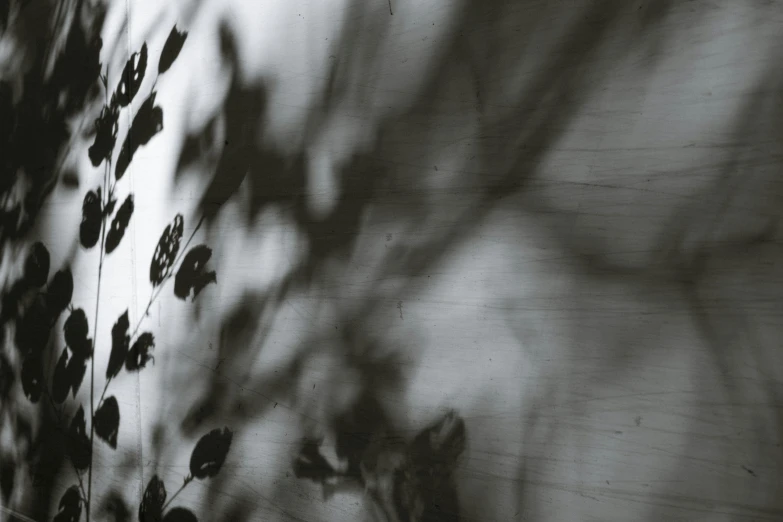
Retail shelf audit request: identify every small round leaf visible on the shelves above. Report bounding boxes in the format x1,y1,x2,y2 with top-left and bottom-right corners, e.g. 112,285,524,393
53,485,82,522
105,194,134,254
174,245,216,301
94,396,120,449
64,308,91,358
115,93,164,181
138,475,166,522
46,268,74,315
158,26,188,74
150,214,184,286
189,427,233,479
106,310,130,379
125,332,155,372
80,190,102,249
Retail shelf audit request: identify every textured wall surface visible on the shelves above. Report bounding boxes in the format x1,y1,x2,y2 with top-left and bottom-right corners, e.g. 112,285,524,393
2,1,783,521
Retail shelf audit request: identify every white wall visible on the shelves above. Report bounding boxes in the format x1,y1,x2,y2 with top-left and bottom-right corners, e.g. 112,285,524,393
25,0,783,520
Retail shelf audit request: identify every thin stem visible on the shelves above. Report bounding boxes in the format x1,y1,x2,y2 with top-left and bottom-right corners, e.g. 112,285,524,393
177,215,204,267
129,288,157,341
87,151,111,522
44,388,89,504
97,377,111,409
161,475,193,512
100,214,205,421
128,214,204,341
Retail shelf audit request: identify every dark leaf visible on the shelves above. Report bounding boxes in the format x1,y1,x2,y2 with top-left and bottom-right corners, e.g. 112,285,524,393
150,214,184,286
162,508,197,522
95,396,120,449
15,295,52,355
293,439,335,484
52,348,71,404
104,195,118,218
89,97,120,167
138,475,166,522
125,333,155,371
21,352,43,403
24,241,50,287
67,406,91,470
115,93,164,180
0,352,13,398
115,43,148,108
64,308,92,359
174,245,216,301
1,281,24,322
69,336,93,361
107,310,130,379
64,308,89,345
80,189,102,248
128,92,164,144
46,268,74,315
67,353,88,397
53,485,82,522
105,194,134,254
158,26,188,74
189,427,233,479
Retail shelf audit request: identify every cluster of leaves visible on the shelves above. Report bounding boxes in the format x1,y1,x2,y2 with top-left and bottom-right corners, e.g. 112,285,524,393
57,427,234,522
293,410,466,521
0,1,105,245
87,24,187,178
11,22,227,522
11,243,76,403
93,208,217,448
136,428,233,522
0,6,101,425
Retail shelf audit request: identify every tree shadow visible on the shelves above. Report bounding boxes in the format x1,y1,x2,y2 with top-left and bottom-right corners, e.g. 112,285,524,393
5,0,783,520
1,0,106,519
166,2,745,520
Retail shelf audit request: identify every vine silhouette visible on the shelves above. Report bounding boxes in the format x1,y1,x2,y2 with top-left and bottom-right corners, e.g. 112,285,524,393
13,24,230,522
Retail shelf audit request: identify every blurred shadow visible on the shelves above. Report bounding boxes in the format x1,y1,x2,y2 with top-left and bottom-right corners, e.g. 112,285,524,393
168,1,745,520
6,0,783,520
1,0,106,519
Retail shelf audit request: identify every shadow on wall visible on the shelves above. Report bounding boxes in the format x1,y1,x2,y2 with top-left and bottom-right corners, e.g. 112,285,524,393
3,0,783,520
1,0,106,519
169,1,783,520
2,2,230,522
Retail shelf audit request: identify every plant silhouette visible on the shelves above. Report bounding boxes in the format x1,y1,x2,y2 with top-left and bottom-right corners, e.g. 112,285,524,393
158,26,188,75
7,20,232,522
53,485,82,522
